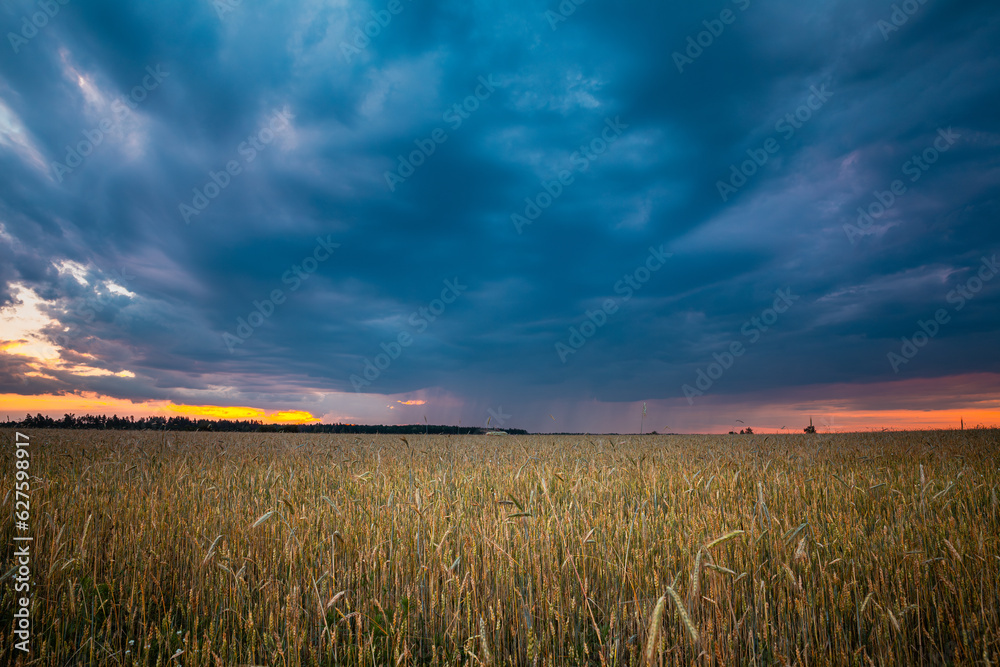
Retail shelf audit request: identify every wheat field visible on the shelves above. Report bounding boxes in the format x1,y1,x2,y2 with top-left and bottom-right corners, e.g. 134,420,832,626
1,429,998,665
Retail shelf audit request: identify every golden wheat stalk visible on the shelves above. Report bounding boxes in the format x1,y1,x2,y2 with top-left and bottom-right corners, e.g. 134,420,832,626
688,548,704,612
704,529,745,550
251,510,274,528
666,585,700,648
478,616,493,665
643,595,667,666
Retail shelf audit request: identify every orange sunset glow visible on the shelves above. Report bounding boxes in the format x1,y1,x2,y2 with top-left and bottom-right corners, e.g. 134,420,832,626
0,393,317,424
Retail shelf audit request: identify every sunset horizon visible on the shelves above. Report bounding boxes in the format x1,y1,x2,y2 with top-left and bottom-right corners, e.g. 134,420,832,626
3,371,999,433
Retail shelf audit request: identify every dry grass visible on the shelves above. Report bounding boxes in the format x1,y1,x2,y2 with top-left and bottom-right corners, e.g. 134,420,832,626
1,429,999,665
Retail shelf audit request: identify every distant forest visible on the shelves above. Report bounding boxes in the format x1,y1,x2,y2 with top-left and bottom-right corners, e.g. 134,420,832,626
1,413,528,435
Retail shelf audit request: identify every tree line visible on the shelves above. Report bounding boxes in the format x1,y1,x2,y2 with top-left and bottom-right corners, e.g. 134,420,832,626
0,413,527,434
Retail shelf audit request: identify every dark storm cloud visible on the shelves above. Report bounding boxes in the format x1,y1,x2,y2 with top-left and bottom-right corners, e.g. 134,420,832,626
0,0,998,426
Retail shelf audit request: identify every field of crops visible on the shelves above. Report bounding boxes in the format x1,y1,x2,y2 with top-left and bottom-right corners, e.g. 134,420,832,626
2,429,998,666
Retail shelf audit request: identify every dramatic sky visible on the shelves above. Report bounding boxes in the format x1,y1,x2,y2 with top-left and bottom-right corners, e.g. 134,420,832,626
1,0,999,433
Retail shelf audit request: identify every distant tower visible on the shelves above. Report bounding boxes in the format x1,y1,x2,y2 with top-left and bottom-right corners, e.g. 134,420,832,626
804,417,816,434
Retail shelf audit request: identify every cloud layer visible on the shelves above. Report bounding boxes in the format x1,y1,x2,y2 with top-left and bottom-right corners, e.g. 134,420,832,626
1,0,999,431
